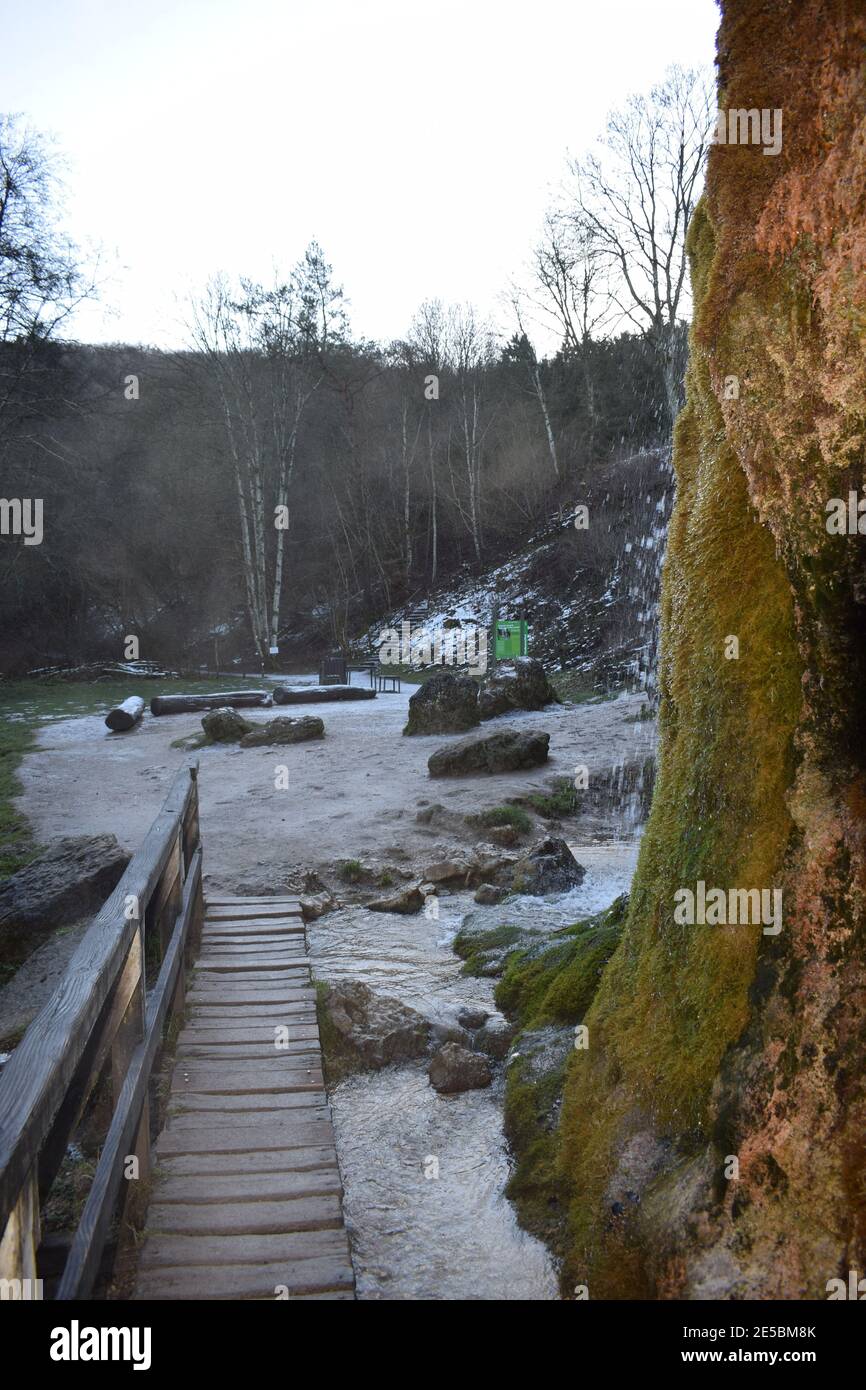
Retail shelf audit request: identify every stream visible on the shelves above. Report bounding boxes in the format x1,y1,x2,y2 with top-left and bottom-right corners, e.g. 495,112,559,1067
308,840,639,1300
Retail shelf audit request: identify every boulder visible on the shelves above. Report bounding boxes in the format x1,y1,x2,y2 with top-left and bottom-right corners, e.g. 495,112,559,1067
0,835,131,955
475,1016,517,1059
403,672,480,735
201,707,253,742
367,882,425,914
478,659,557,720
428,1042,493,1093
299,891,335,921
240,715,325,747
511,837,585,894
427,727,550,777
319,981,431,1082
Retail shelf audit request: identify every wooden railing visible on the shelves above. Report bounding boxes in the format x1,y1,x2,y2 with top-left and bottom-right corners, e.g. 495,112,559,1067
0,763,204,1299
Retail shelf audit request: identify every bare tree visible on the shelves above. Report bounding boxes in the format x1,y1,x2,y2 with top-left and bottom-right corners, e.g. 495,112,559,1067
0,115,92,449
564,65,713,427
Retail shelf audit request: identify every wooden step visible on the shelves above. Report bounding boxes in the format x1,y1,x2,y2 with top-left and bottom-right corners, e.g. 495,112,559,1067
133,1254,354,1299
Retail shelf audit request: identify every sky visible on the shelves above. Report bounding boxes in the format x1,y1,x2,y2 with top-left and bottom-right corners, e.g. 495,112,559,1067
4,0,720,351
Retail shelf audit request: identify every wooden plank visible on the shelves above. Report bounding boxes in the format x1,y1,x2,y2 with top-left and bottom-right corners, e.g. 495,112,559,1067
167,1091,327,1115
204,906,302,921
138,1226,350,1271
199,939,307,953
187,978,312,1000
177,1025,320,1045
184,1009,317,1027
156,1119,332,1156
153,1147,339,1177
146,1195,342,1236
165,1107,328,1132
168,1074,324,1099
175,1044,320,1064
133,1253,354,1299
204,896,303,906
153,1168,341,1206
200,928,307,939
0,1167,39,1282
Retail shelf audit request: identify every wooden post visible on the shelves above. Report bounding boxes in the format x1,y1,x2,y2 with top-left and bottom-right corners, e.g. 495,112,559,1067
110,929,151,1229
0,1168,40,1288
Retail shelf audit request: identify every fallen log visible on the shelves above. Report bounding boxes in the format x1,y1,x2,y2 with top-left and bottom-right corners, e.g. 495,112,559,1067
273,685,376,705
150,691,271,716
105,696,145,732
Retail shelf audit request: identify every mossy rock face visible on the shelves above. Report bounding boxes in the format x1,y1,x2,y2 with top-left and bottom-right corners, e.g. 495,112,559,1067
555,0,866,1301
495,900,627,1260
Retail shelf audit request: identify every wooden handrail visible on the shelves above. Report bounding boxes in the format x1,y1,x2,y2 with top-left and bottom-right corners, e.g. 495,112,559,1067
0,763,204,1298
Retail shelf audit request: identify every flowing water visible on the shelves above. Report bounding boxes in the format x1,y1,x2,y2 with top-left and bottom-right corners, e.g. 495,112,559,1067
308,841,639,1299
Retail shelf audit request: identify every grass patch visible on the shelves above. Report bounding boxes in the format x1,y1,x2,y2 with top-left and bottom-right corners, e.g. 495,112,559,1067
521,777,580,820
338,859,365,883
466,804,533,835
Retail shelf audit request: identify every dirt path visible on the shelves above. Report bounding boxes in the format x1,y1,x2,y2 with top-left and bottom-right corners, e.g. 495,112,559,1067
17,682,653,895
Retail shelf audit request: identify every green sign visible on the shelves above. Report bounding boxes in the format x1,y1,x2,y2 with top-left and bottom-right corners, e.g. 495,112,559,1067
494,619,528,659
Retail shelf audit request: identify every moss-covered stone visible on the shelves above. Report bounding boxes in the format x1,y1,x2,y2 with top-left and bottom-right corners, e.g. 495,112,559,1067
553,0,866,1300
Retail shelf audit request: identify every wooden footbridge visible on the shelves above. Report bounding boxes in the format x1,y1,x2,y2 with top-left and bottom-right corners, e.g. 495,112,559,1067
0,765,354,1300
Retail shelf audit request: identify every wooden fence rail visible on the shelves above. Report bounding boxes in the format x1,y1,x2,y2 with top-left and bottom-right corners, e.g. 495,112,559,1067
0,763,203,1298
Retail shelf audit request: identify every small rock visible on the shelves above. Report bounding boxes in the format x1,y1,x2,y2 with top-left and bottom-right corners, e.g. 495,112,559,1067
473,883,506,905
511,837,586,895
299,892,334,921
428,1042,493,1093
367,882,425,914
457,1006,490,1030
475,1017,516,1059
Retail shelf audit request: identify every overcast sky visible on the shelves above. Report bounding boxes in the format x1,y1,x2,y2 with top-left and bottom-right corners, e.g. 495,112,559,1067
4,0,719,350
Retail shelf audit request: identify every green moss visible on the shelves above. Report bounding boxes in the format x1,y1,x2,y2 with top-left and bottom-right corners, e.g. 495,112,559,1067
503,1054,570,1252
496,898,627,1261
452,922,525,977
466,804,533,835
496,896,627,1028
